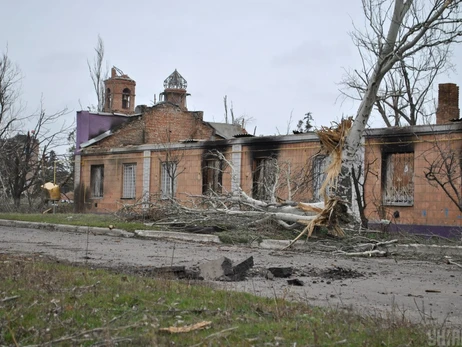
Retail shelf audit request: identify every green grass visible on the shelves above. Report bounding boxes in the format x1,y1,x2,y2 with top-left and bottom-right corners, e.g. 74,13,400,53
0,213,154,232
0,254,431,346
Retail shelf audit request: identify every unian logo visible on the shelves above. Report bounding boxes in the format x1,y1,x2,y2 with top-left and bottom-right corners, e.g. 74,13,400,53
427,328,462,346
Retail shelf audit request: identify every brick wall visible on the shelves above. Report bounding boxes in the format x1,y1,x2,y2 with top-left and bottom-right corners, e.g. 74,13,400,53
78,135,323,213
144,104,213,142
85,104,214,152
364,130,462,227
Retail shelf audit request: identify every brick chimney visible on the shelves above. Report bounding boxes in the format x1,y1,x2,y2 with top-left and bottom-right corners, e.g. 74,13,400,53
436,83,459,124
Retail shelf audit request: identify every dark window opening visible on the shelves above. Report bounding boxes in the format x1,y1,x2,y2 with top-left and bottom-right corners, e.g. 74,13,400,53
122,88,131,109
312,155,328,201
252,157,277,201
203,159,223,194
105,88,112,109
90,165,104,198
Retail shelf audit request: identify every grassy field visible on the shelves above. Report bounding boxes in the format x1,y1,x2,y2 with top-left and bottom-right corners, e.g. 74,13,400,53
0,213,300,244
0,213,153,233
0,254,432,346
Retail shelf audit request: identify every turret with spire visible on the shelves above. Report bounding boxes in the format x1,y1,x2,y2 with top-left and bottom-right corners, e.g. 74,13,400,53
160,69,190,110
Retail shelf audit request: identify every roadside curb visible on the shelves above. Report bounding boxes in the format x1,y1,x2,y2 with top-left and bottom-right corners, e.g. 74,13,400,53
0,219,134,238
2,219,461,256
134,230,221,243
391,243,462,257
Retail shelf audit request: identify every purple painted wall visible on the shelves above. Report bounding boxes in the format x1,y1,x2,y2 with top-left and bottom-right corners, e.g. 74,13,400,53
75,111,133,153
369,222,462,239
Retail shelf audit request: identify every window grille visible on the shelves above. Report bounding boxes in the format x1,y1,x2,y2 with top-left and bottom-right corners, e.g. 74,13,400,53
383,152,414,206
122,164,136,199
161,162,177,199
90,165,104,198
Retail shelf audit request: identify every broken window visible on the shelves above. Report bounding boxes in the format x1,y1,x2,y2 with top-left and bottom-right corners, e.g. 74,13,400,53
105,88,112,109
383,152,414,206
312,155,328,201
203,158,223,194
122,88,131,109
161,161,177,199
122,163,136,199
90,165,104,198
252,157,277,201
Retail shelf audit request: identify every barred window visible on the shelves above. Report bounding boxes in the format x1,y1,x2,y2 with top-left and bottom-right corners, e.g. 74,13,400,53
383,152,414,206
90,165,104,198
122,164,136,199
161,162,177,199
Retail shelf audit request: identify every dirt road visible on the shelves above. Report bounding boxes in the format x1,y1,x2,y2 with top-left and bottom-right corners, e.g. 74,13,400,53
1,225,460,325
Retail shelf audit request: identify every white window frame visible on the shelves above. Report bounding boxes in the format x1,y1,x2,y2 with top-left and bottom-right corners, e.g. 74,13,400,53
122,163,136,199
161,161,177,199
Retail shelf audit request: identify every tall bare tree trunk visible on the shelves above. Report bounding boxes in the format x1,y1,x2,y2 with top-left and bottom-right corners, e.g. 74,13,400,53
337,0,461,219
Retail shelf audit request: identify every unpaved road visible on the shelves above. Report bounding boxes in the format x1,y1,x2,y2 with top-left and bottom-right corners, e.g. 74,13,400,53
1,225,461,326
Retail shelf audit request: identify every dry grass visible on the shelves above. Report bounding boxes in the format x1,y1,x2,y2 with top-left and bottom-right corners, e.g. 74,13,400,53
0,253,432,346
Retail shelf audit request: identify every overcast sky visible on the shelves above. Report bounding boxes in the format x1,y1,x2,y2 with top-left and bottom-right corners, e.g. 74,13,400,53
1,0,462,149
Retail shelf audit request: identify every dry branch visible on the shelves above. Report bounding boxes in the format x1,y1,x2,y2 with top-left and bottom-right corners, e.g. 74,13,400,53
334,249,388,257
317,117,353,201
445,256,462,269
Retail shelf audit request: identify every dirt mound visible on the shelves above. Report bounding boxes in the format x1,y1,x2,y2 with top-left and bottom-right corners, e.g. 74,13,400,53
320,266,364,280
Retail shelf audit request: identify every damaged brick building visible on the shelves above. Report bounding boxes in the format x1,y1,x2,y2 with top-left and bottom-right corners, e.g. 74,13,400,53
363,83,462,236
75,69,462,237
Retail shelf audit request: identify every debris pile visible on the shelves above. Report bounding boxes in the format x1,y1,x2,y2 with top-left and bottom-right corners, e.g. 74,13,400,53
199,256,254,281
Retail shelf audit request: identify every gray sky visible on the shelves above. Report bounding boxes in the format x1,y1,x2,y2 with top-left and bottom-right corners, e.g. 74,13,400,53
1,0,462,147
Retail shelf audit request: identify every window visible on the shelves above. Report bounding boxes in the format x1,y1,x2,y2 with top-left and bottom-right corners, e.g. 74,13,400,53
161,162,177,199
312,155,328,201
90,165,104,198
203,159,222,194
122,164,136,199
383,152,414,206
122,88,131,109
105,88,112,109
252,157,277,201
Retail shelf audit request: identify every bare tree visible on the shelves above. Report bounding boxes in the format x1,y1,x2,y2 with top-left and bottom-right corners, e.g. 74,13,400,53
424,139,462,213
222,95,253,130
0,46,23,142
0,46,23,201
0,97,71,207
87,35,107,112
336,0,462,210
342,42,452,126
158,129,185,199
